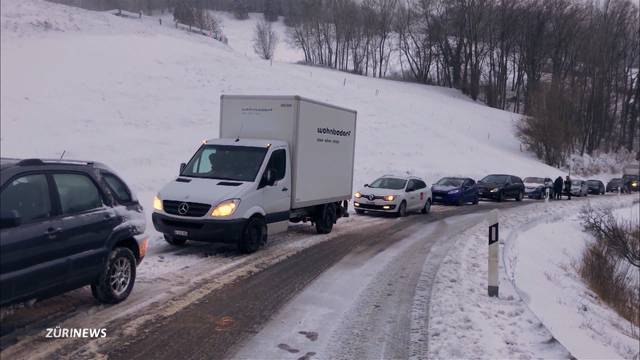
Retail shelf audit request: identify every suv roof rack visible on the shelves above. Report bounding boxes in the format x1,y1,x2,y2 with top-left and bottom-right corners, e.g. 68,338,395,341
17,158,94,166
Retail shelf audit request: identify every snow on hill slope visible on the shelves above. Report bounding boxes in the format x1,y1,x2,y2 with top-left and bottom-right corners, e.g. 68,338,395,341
1,0,566,233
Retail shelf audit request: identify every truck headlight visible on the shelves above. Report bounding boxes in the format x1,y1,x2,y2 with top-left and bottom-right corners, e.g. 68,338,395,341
384,195,395,201
211,199,240,217
153,195,163,211
490,188,499,193
354,192,362,198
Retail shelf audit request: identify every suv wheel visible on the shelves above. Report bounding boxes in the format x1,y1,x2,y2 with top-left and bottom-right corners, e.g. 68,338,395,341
473,195,479,205
239,217,267,254
164,234,187,246
397,201,407,217
92,247,136,304
315,203,336,234
421,199,431,214
497,191,504,202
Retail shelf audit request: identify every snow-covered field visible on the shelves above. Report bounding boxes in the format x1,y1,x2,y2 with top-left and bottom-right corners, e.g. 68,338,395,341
1,0,580,246
428,195,639,359
512,200,640,359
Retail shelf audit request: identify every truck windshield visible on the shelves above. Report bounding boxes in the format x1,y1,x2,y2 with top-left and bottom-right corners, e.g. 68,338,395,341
369,178,407,190
182,145,267,182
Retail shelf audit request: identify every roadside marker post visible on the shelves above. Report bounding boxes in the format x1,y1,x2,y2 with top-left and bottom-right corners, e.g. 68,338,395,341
488,209,499,297
545,188,550,203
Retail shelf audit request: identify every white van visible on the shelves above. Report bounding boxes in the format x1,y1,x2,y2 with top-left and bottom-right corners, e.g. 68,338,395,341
152,95,357,253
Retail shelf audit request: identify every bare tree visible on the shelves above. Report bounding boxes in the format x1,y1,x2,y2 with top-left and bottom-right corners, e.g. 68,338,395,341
253,20,279,60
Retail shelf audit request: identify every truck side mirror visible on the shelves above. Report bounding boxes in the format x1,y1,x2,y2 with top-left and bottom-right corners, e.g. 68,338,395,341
0,210,21,229
179,163,186,174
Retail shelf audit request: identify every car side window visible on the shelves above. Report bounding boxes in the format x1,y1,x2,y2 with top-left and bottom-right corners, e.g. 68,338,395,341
415,180,426,190
464,179,474,187
406,179,417,191
103,173,133,203
53,173,103,214
265,149,286,182
511,176,522,184
0,174,52,224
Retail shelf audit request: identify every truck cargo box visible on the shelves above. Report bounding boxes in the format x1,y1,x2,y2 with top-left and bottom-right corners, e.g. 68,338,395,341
219,95,357,209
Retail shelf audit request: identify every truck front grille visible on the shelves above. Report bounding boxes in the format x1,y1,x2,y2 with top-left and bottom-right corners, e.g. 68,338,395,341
163,200,211,217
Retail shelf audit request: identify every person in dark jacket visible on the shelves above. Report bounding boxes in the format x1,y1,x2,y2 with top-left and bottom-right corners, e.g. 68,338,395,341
564,175,572,200
554,176,563,200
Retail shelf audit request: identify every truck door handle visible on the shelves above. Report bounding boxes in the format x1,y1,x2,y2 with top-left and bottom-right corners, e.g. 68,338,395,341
282,187,289,192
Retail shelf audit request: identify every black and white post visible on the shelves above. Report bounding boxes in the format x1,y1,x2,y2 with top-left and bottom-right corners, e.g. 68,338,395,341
488,209,499,297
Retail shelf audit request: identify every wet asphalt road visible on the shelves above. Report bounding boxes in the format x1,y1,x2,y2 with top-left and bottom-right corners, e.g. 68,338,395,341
97,201,527,360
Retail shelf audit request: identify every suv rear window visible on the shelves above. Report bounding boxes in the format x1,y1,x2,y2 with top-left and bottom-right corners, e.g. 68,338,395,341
1,174,51,223
103,173,132,203
53,174,103,214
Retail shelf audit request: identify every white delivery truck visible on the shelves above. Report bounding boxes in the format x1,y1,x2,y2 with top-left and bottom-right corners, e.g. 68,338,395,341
152,95,357,253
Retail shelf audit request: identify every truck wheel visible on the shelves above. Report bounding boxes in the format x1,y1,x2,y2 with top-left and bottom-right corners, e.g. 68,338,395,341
397,201,407,217
315,203,336,234
238,217,267,254
92,247,136,304
421,199,432,214
164,234,187,246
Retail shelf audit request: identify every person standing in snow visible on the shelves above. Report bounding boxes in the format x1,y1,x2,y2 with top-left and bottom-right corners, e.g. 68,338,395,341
564,175,572,200
554,176,563,200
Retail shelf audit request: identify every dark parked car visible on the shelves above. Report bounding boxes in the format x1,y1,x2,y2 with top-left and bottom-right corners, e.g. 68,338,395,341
606,178,623,193
477,174,525,202
0,158,147,306
586,180,605,195
431,177,479,205
523,177,554,199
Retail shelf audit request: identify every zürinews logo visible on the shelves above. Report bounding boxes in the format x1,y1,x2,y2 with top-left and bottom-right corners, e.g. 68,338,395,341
317,127,352,137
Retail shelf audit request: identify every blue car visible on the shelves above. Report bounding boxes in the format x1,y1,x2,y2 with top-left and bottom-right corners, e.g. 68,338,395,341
431,177,479,205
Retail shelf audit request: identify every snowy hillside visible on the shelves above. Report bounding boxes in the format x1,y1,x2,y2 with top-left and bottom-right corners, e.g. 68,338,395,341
1,0,569,231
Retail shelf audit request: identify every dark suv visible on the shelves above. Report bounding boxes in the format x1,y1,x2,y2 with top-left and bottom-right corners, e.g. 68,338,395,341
0,158,147,306
478,174,525,202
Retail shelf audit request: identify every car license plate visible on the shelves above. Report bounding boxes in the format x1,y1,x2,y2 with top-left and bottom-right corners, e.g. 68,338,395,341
174,230,188,237
434,196,442,200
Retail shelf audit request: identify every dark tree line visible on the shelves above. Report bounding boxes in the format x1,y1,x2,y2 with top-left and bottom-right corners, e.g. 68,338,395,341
277,0,639,166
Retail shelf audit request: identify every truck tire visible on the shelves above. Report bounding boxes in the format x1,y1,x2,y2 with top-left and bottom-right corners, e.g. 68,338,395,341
164,234,187,246
92,247,136,304
315,203,336,234
238,217,267,254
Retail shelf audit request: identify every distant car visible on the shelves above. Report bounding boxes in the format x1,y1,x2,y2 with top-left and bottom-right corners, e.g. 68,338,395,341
431,177,479,205
477,174,525,202
354,175,432,217
0,158,147,306
606,178,623,193
586,180,605,195
523,177,554,199
570,180,589,197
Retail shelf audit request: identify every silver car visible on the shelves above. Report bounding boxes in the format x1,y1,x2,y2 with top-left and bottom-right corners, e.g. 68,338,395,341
570,180,589,197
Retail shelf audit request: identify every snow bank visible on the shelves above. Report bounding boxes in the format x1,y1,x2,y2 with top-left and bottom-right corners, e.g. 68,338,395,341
427,195,638,359
511,200,640,359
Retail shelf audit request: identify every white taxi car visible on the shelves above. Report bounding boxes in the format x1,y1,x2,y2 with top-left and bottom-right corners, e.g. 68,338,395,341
353,175,432,217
